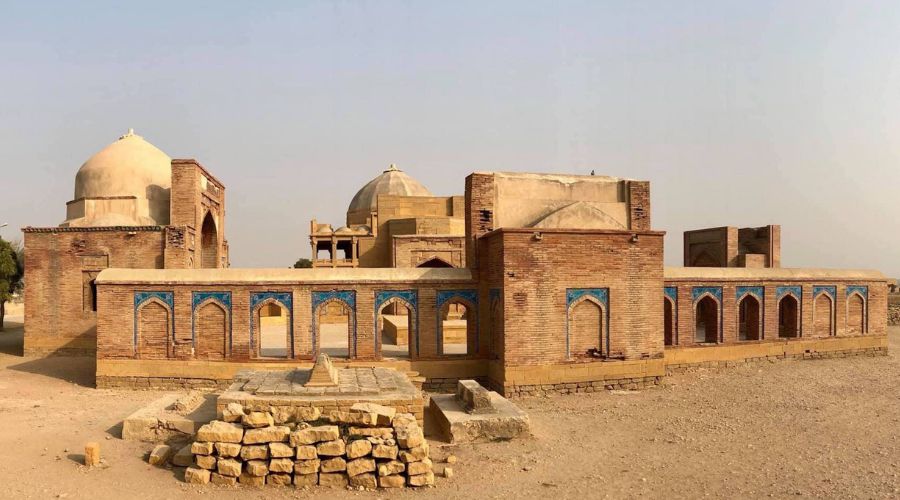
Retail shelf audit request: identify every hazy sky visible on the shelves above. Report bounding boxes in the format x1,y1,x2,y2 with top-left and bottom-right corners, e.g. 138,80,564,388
3,1,900,274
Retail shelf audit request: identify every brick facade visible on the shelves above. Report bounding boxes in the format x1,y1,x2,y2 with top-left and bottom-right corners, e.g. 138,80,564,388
23,158,228,356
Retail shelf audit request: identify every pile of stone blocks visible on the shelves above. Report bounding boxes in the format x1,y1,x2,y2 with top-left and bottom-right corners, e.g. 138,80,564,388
182,402,434,489
429,380,530,443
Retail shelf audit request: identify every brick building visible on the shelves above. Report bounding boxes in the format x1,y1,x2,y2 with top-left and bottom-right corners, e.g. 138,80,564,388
21,138,888,393
22,130,228,355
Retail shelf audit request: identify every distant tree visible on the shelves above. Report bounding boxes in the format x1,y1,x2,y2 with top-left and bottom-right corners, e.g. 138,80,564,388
0,238,24,331
293,258,313,269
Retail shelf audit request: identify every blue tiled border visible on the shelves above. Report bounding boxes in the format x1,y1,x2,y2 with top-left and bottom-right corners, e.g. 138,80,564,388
776,286,802,300
374,290,418,356
736,286,764,301
192,291,232,350
846,285,868,299
311,290,356,357
133,291,174,352
565,288,610,358
692,286,722,303
436,289,478,355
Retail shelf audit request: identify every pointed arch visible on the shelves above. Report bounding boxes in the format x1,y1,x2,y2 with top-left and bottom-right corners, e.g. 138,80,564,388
194,298,229,359
567,295,607,358
375,295,417,359
846,292,867,334
737,293,762,341
200,211,218,269
778,293,800,338
251,296,293,358
312,293,356,358
813,292,834,337
136,298,173,359
416,256,454,268
664,296,676,346
694,294,720,344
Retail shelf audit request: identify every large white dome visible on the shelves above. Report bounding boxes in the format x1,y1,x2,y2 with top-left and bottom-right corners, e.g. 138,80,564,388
346,164,431,224
67,130,172,226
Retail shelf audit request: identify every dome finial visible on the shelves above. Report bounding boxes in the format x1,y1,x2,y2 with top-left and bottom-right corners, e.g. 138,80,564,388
385,163,399,172
120,128,136,140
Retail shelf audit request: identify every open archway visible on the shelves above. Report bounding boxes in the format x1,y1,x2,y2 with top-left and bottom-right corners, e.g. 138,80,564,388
439,300,473,355
738,294,761,341
664,297,675,346
695,296,719,344
200,212,218,269
377,299,414,359
254,300,291,358
778,295,800,338
317,299,353,358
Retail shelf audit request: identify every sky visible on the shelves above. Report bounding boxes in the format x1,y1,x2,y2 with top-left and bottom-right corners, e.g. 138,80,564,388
2,1,900,274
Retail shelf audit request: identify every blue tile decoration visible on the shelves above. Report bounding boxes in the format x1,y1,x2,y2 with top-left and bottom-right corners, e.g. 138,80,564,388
813,286,836,300
193,291,231,310
374,290,418,355
736,286,764,301
664,286,678,345
565,288,610,358
312,290,356,311
250,292,293,357
192,292,232,349
776,286,802,300
311,290,356,357
436,289,478,355
692,286,722,303
133,291,174,351
375,290,417,311
436,289,478,311
566,288,609,309
846,285,868,299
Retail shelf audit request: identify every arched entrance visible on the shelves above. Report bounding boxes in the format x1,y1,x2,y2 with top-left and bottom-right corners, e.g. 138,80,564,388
664,297,675,346
200,212,218,269
738,294,761,341
778,295,800,338
695,296,719,344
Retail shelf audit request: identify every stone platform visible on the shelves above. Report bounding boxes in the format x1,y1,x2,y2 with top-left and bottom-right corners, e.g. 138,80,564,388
122,392,217,443
429,380,530,443
218,361,424,424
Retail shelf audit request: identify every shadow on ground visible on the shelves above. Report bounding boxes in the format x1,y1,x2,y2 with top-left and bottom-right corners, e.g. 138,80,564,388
2,318,96,387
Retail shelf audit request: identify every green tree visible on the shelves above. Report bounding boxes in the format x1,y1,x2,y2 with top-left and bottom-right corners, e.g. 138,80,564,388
0,238,24,331
293,258,313,269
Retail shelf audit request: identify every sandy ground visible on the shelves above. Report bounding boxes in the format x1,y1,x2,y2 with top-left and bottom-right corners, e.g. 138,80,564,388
1,315,898,499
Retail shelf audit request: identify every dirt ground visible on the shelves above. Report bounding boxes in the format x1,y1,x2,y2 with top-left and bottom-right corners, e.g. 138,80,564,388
1,315,898,499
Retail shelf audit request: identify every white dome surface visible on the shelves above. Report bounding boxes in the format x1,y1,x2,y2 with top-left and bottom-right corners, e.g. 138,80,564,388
347,164,432,222
67,130,172,226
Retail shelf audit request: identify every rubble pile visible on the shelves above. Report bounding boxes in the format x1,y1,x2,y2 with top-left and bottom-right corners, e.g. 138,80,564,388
181,402,433,489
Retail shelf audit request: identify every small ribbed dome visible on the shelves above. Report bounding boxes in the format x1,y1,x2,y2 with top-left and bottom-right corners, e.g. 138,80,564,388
346,164,431,224
68,129,172,226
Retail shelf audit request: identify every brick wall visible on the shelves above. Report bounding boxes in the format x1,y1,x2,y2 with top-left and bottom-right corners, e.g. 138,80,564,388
391,236,465,268
664,279,887,348
23,227,166,356
496,229,666,369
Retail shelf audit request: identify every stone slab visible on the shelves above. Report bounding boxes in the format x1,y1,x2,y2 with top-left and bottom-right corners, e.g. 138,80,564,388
429,392,530,443
122,393,217,442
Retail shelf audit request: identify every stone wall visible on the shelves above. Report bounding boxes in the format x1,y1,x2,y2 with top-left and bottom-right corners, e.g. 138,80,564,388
182,403,433,489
